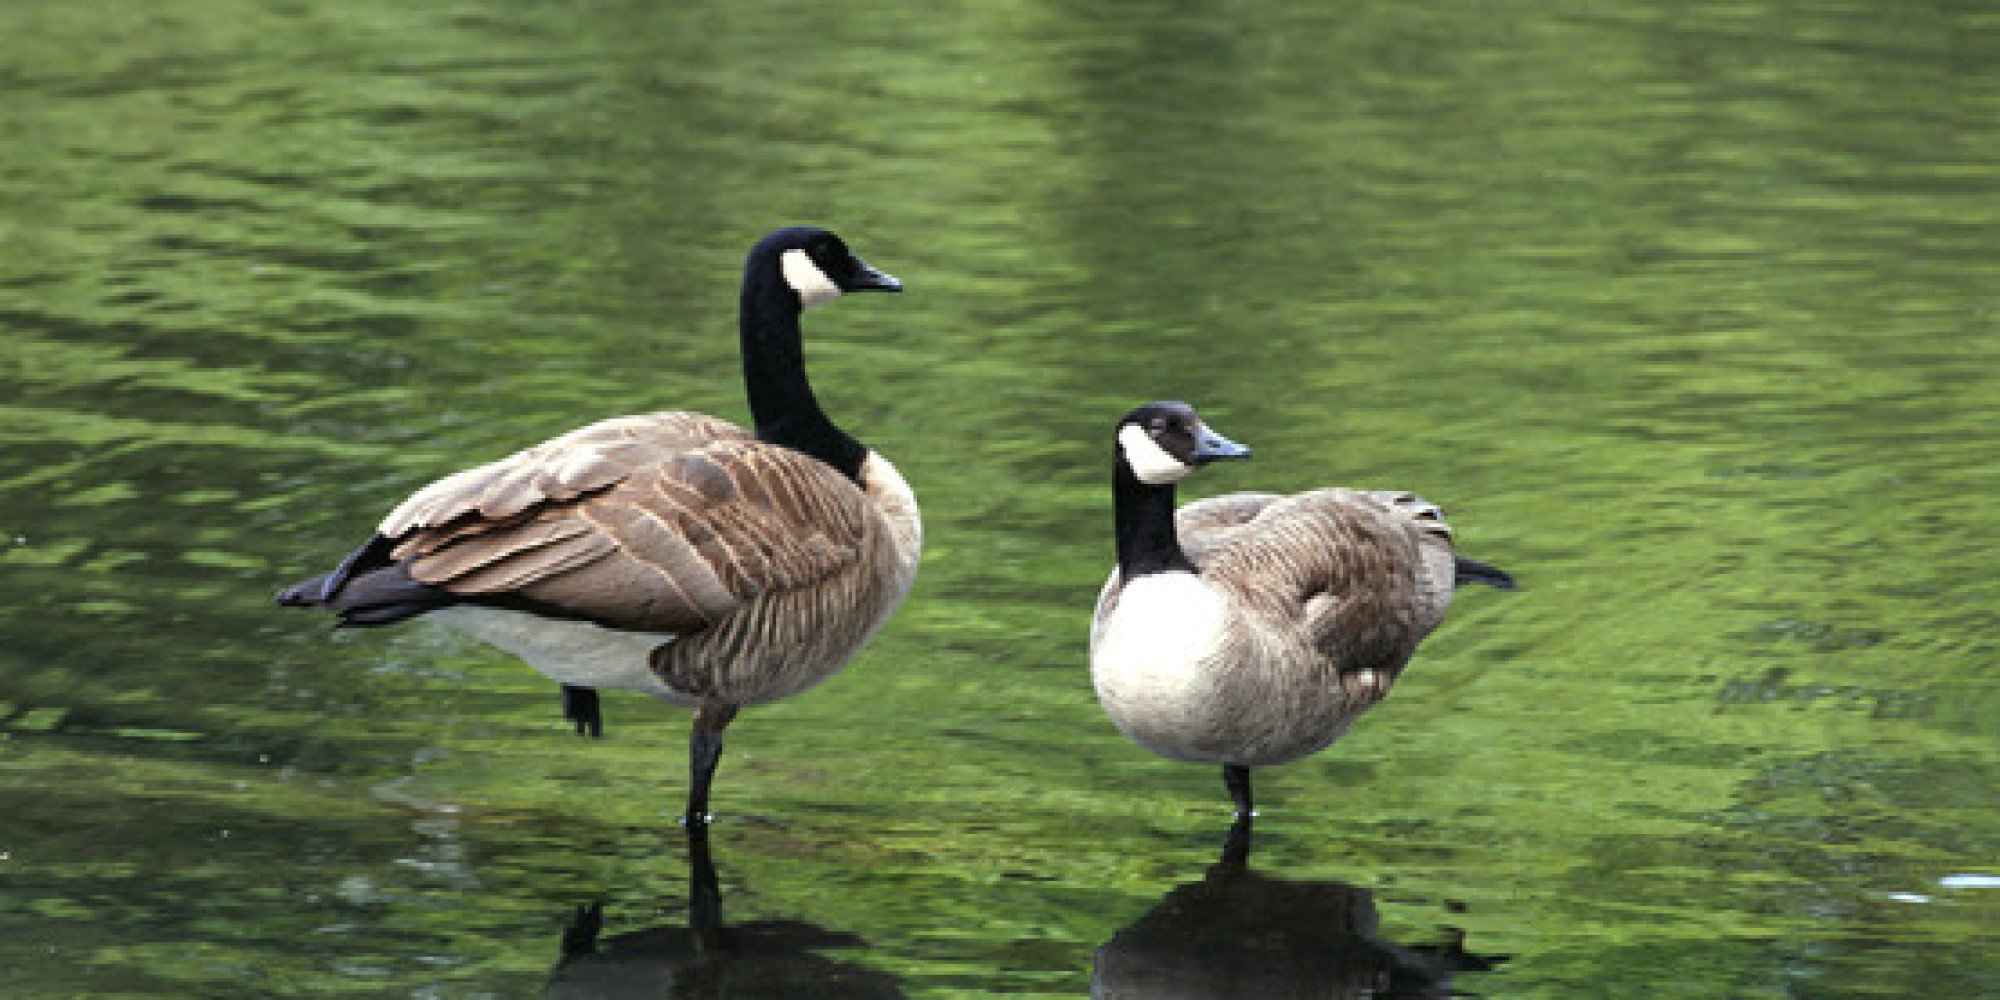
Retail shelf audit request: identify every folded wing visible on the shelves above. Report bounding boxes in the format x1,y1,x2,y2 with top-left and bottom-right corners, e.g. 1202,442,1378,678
1179,488,1460,677
379,412,872,634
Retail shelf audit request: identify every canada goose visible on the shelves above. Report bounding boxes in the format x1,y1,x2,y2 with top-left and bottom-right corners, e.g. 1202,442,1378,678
276,226,921,827
1090,401,1513,838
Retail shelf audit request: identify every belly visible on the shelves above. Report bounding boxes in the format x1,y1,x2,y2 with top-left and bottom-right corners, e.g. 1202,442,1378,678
1090,574,1353,765
1090,574,1239,761
428,606,684,701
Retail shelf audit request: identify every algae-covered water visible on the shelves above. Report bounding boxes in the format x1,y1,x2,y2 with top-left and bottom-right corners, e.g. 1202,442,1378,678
3,1,1996,996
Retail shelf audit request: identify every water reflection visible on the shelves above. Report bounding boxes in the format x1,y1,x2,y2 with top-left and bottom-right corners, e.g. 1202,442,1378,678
545,829,903,999
1093,837,1503,999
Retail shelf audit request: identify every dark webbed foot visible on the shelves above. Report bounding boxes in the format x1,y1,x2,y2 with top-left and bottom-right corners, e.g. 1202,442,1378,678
561,685,603,738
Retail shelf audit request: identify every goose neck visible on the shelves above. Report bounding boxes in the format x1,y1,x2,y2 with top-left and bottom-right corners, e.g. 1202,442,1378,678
739,268,866,481
1114,461,1195,578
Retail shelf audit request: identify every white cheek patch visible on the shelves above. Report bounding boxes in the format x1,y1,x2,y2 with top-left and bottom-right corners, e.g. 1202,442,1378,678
1119,424,1193,485
781,249,842,308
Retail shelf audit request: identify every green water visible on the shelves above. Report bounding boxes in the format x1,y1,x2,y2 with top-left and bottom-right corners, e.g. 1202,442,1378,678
3,1,1996,996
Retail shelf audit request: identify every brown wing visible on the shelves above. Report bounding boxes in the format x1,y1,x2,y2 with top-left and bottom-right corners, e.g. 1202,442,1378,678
381,414,872,633
1173,492,1286,566
1351,490,1459,634
1188,488,1456,674
378,412,751,535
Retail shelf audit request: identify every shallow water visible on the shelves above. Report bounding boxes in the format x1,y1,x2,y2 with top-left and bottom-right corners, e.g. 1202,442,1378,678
3,0,1996,996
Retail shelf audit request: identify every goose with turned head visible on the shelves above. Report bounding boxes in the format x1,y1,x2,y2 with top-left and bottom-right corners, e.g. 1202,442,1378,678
275,226,920,827
1090,401,1513,852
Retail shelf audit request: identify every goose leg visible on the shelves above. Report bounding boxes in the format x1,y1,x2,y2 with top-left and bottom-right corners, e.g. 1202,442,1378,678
1221,764,1256,863
685,820,725,953
1223,763,1254,818
561,685,603,738
1220,811,1254,867
683,701,740,827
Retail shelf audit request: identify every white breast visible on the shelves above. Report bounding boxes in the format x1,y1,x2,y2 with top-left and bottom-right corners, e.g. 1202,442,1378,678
428,606,683,703
1090,572,1231,720
860,451,923,582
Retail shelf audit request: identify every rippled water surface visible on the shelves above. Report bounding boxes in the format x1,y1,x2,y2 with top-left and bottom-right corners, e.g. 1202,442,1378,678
4,1,1997,996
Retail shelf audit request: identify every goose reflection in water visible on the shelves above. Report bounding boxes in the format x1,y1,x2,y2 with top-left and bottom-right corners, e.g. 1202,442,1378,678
1093,820,1504,999
545,829,904,1000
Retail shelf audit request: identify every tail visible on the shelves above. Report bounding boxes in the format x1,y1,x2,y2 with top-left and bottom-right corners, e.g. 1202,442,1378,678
274,570,341,608
1454,555,1517,591
274,534,454,627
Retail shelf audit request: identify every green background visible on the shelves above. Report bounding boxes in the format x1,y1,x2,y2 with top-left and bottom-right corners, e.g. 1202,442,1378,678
2,0,1995,995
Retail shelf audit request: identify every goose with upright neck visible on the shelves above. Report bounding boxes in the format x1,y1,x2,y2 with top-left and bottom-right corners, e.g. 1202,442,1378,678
1090,401,1513,851
276,226,921,827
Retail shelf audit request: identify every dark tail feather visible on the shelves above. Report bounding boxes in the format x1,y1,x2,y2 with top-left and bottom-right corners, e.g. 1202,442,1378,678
1454,555,1518,590
274,571,339,608
330,596,453,628
274,534,399,608
328,565,456,627
275,536,455,628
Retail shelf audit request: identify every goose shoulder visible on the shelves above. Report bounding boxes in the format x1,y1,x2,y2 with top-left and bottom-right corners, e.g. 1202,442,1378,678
382,422,891,634
1089,491,1284,637
1172,491,1286,566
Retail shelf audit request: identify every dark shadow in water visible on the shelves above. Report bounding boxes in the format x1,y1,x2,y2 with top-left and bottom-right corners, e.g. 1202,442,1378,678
545,828,904,999
1093,820,1504,998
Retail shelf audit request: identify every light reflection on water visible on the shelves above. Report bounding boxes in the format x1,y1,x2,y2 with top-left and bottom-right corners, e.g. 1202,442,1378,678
2,0,1997,996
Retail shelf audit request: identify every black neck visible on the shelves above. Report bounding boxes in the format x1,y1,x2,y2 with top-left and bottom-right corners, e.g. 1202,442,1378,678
740,264,867,483
1114,456,1195,578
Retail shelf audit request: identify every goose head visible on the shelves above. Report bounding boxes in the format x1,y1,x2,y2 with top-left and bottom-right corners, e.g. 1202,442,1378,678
751,226,903,308
1116,401,1251,486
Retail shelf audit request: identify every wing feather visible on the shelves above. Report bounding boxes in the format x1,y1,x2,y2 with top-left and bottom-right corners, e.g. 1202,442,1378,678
1174,492,1285,566
412,515,608,587
1187,488,1446,675
379,412,751,537
441,524,617,594
380,414,867,633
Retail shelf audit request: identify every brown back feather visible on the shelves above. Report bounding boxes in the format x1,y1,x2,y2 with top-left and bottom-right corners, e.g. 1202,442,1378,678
1173,492,1285,566
379,412,751,537
381,413,872,633
1180,488,1459,685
